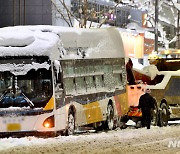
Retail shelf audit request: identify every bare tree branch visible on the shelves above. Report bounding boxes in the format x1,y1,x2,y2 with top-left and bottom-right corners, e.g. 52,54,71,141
51,0,71,27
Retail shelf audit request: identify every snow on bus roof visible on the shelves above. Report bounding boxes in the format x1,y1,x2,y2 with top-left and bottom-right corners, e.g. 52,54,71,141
56,26,125,59
0,26,60,61
0,25,125,60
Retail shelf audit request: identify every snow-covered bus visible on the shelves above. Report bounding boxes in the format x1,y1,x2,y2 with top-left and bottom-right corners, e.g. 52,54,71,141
0,26,128,136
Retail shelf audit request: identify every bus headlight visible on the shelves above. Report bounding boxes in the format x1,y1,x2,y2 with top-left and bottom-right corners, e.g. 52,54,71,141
43,115,55,128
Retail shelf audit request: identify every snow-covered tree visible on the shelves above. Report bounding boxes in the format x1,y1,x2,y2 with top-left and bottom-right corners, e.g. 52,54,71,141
117,0,180,48
52,0,179,48
51,0,117,28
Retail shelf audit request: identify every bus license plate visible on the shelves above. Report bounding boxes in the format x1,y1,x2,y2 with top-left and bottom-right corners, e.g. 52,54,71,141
7,123,21,131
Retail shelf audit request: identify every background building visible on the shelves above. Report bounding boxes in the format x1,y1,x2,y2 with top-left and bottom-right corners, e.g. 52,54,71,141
0,0,178,63
0,0,52,27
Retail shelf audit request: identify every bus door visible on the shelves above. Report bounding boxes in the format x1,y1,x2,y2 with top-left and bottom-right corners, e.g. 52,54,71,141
53,61,67,130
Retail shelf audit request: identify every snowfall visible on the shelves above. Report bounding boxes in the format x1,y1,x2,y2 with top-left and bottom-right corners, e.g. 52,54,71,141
0,120,180,154
0,26,180,153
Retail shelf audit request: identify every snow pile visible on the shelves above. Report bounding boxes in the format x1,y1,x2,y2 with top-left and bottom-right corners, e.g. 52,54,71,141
0,122,180,153
142,65,159,80
132,58,144,70
126,22,145,33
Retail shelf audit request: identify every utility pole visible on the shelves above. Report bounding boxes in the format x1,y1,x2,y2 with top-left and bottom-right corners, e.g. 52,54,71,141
24,0,26,25
154,0,158,53
13,0,16,26
177,10,180,48
177,0,180,49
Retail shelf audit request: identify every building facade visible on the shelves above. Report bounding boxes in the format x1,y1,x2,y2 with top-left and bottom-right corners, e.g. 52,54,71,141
0,0,52,28
0,0,178,60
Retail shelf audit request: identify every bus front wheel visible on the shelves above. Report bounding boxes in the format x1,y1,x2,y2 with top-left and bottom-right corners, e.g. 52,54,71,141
67,111,75,135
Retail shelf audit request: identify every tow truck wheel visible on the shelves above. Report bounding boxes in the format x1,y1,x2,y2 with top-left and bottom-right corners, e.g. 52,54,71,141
106,104,114,130
151,102,158,126
159,103,169,127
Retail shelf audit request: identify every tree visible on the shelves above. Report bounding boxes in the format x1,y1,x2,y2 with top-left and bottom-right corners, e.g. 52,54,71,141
51,0,116,28
124,0,180,49
51,0,179,48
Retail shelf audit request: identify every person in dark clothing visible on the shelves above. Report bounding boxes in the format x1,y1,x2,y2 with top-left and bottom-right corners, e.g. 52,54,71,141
138,88,155,129
126,58,136,85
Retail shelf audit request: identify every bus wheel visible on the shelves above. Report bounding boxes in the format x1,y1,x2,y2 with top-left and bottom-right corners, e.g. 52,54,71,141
106,104,114,130
67,111,75,135
151,102,158,126
159,103,169,127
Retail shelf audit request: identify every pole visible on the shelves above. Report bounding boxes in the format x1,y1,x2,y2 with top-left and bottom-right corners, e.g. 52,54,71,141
13,0,16,25
24,0,26,25
177,10,180,49
19,0,21,25
154,0,158,53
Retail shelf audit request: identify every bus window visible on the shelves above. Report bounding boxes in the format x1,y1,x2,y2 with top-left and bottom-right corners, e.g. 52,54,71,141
104,64,114,91
64,78,75,95
86,65,94,75
94,65,103,74
113,64,123,89
113,64,122,73
64,66,74,77
74,66,84,76
85,76,96,93
0,72,12,94
95,75,104,91
104,64,113,73
114,73,123,89
75,77,86,94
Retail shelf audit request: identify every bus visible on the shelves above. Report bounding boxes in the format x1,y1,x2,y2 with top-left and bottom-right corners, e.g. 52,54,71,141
0,26,129,136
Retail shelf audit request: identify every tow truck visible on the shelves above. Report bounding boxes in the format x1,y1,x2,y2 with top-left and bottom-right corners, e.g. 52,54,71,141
132,56,180,127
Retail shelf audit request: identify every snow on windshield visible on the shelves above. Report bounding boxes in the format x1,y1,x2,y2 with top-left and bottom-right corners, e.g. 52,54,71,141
0,62,50,76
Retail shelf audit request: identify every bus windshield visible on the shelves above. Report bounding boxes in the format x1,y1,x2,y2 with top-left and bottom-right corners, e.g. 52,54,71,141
0,57,53,109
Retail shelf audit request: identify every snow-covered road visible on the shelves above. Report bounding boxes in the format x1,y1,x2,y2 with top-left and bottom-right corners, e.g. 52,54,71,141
0,121,180,154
